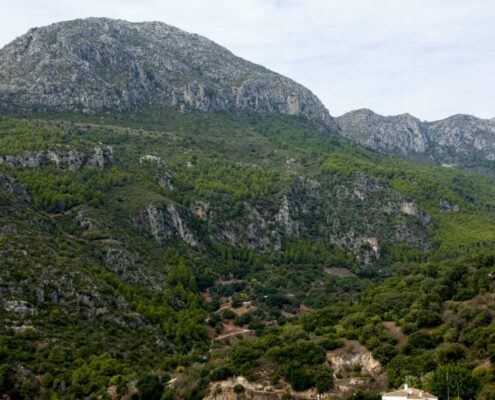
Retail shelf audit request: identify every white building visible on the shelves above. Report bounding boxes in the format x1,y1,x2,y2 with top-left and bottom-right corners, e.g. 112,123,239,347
382,385,438,400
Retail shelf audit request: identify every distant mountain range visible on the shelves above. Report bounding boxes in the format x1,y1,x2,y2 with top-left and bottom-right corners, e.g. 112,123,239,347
1,18,494,174
337,109,495,173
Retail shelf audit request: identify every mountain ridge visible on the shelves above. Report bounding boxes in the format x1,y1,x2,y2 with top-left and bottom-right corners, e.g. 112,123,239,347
0,17,339,131
337,108,495,171
1,17,495,400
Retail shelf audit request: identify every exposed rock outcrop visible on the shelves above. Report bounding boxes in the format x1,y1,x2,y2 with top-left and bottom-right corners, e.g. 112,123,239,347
161,174,431,264
0,149,85,170
337,109,495,171
87,146,114,168
0,146,114,171
337,109,427,155
0,18,338,132
140,203,198,247
327,340,387,395
0,174,31,202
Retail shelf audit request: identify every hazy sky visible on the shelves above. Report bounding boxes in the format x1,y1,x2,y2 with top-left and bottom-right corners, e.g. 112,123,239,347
1,0,494,120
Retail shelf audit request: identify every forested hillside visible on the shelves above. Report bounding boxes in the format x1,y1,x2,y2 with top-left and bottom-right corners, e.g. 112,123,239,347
0,108,494,399
0,17,494,400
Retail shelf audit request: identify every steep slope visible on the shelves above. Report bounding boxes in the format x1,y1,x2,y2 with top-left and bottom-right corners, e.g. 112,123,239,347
2,109,495,397
426,114,495,161
337,109,427,155
204,251,495,400
0,17,338,131
1,18,495,400
337,109,495,173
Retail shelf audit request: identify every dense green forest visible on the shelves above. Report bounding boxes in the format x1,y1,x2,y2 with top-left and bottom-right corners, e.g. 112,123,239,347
1,109,494,399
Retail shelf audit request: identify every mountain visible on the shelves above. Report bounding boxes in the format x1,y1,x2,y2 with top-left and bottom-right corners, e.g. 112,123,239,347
337,109,495,173
337,109,426,155
1,18,495,400
0,17,338,131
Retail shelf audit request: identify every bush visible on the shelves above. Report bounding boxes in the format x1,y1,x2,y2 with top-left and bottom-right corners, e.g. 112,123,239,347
0,364,13,395
435,343,467,364
234,384,245,393
285,366,314,391
222,309,236,320
314,365,334,393
372,344,397,364
348,390,381,400
137,375,164,400
209,366,233,381
478,384,495,400
318,336,344,351
403,331,435,354
231,297,243,308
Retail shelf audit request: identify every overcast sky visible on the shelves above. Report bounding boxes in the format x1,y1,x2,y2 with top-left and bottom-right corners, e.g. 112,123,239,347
1,0,494,120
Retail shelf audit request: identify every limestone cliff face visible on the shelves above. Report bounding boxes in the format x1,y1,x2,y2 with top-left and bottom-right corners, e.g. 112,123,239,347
134,173,430,265
337,109,495,170
0,18,338,132
0,146,113,171
426,114,495,161
139,203,199,247
337,109,427,155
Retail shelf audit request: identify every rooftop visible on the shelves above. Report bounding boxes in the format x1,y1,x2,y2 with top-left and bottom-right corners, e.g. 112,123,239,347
383,385,438,400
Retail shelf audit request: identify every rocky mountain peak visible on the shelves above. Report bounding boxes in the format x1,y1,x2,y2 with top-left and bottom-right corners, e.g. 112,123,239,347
0,17,338,131
337,109,495,169
337,108,426,155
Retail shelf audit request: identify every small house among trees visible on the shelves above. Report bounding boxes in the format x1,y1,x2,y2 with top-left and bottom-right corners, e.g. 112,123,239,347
382,385,438,400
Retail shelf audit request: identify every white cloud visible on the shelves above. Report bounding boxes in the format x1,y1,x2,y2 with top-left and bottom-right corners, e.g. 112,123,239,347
0,0,494,120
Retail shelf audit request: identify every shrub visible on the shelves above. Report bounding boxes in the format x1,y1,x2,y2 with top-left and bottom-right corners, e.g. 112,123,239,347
137,375,164,400
435,343,467,364
222,309,236,320
234,384,245,393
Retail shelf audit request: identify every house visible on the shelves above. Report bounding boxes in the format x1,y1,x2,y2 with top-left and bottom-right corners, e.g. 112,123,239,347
382,385,438,400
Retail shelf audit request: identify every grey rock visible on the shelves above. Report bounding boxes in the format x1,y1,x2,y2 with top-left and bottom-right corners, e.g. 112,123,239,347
275,195,295,235
0,18,338,132
3,300,37,316
337,109,427,155
0,149,85,171
191,201,209,221
87,146,114,168
103,247,157,287
158,172,174,190
439,200,460,213
337,109,495,171
141,203,198,247
202,173,430,264
0,174,31,202
139,154,163,166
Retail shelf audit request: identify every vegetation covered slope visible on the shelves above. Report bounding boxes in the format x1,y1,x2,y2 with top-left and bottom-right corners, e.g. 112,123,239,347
0,108,495,399
204,251,495,400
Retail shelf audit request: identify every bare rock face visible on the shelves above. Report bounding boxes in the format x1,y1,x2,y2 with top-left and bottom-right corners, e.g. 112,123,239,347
3,300,37,316
141,203,198,247
87,146,114,168
187,174,430,264
337,109,427,155
327,340,387,395
0,147,112,170
191,201,209,220
0,174,31,202
337,109,495,171
0,18,338,132
426,114,495,161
